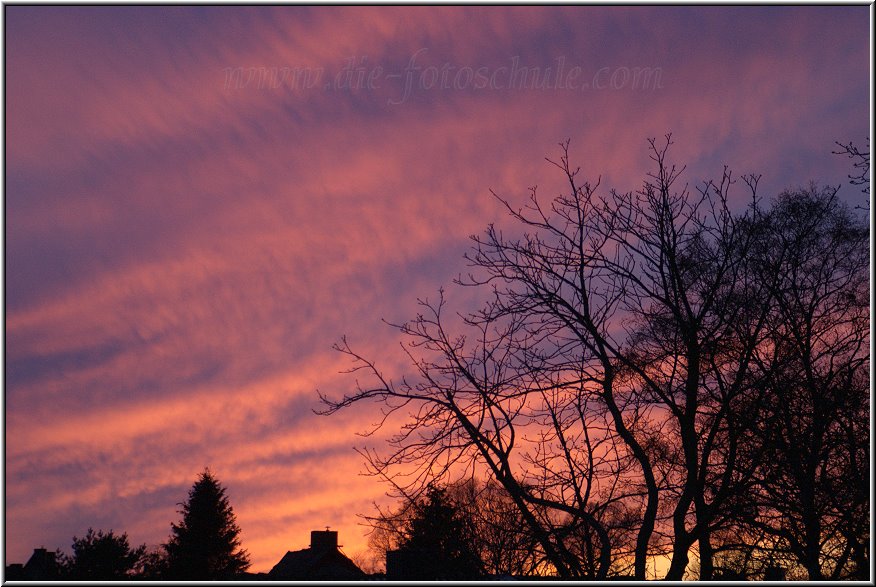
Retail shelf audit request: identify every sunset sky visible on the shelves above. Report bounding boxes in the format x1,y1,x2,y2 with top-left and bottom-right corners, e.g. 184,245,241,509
3,5,870,573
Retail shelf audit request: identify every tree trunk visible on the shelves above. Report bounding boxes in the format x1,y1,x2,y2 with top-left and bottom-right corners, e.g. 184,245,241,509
694,478,714,580
697,530,714,580
664,538,692,580
803,513,823,580
602,379,657,581
664,490,695,580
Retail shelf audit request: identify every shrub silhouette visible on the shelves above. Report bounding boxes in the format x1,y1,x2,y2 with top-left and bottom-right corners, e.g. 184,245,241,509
60,528,146,580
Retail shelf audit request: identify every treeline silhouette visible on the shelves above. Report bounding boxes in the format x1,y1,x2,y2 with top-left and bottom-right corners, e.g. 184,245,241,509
20,469,251,580
320,136,870,581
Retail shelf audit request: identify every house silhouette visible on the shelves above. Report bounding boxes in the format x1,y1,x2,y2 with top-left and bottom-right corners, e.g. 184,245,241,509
267,529,366,580
4,548,60,580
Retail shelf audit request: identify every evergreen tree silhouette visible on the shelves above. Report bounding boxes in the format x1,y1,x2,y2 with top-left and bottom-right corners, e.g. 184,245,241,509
164,468,250,579
397,486,484,579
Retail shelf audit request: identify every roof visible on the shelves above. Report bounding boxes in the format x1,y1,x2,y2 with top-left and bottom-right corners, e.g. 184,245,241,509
268,545,366,580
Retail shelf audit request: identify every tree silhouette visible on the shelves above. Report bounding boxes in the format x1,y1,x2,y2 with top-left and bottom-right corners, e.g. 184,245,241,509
59,528,147,580
320,137,869,580
135,546,170,580
164,468,250,580
393,486,484,579
602,140,772,580
368,479,543,578
833,138,870,195
322,137,763,579
451,479,545,577
742,187,869,580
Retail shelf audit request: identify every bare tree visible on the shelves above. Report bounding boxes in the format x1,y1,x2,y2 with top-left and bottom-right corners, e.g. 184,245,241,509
459,141,662,579
833,138,870,195
448,478,546,577
743,186,869,580
573,136,775,580
320,137,866,580
321,286,618,578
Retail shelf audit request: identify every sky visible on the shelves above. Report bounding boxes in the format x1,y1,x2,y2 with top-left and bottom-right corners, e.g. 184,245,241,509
3,5,870,573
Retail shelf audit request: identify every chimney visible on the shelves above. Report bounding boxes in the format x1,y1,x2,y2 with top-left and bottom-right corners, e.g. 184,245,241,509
310,529,338,551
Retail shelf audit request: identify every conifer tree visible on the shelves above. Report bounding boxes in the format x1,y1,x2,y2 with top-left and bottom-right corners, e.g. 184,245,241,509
397,486,484,579
164,468,250,579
